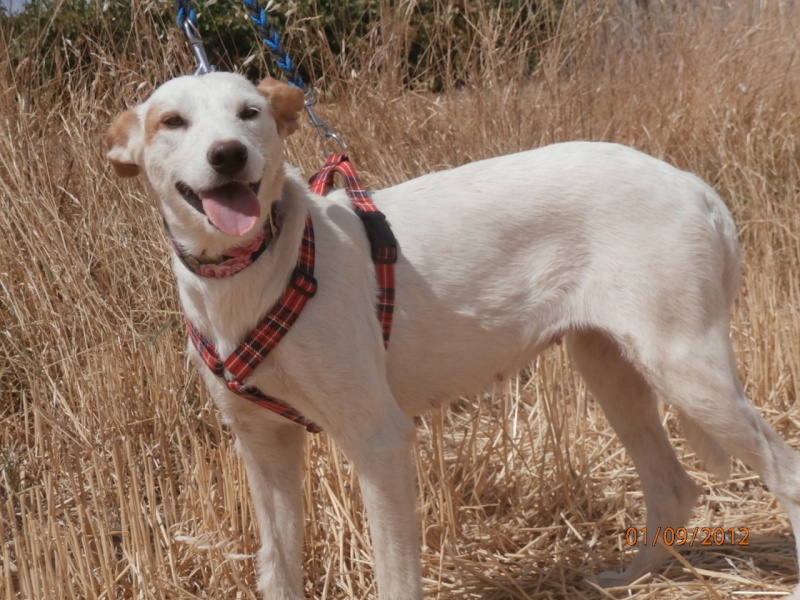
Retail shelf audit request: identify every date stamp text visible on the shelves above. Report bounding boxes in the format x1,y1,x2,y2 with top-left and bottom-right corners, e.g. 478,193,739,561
625,526,750,547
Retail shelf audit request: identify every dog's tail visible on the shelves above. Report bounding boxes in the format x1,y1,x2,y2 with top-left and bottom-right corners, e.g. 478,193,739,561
677,409,731,480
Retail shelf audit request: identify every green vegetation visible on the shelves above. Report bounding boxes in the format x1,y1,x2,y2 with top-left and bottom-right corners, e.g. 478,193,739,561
3,0,560,91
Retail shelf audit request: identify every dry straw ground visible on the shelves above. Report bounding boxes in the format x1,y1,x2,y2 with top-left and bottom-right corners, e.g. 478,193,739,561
1,0,799,598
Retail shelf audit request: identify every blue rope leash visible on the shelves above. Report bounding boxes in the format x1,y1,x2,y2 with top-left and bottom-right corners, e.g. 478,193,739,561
241,0,305,91
239,0,345,150
242,0,347,150
175,0,196,30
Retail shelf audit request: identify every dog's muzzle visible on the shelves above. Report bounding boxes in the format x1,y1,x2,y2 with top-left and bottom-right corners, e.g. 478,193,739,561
176,180,262,237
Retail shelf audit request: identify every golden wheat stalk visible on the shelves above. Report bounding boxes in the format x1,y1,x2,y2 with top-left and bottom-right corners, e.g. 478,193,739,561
1,1,798,598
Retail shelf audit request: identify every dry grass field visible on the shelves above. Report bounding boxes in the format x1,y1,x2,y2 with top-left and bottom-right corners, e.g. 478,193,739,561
1,0,799,598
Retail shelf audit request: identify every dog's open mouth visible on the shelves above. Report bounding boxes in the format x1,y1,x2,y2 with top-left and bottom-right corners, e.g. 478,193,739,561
177,180,261,237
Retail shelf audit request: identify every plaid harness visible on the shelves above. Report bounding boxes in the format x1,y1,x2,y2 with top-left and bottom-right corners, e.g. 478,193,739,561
187,217,322,432
185,155,396,433
309,154,397,346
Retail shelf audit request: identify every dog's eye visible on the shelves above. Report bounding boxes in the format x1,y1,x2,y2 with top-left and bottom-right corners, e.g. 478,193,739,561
239,107,260,121
162,114,187,129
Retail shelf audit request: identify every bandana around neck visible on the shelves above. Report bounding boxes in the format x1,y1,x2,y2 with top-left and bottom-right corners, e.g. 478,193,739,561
167,205,280,278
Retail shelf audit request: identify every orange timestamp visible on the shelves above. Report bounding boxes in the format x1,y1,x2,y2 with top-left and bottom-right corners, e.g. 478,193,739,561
625,526,750,547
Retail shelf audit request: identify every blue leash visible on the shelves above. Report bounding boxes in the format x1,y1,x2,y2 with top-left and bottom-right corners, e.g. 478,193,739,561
241,0,305,91
174,0,345,152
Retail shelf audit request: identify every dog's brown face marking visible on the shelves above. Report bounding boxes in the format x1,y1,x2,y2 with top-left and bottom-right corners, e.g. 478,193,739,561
144,105,189,146
257,77,304,137
105,110,137,149
105,110,141,178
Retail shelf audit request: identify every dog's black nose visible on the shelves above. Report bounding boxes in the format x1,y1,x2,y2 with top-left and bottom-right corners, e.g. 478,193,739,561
207,140,248,176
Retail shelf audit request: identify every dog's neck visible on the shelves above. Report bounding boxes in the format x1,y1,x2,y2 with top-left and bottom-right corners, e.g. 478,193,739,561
170,167,311,359
165,204,280,278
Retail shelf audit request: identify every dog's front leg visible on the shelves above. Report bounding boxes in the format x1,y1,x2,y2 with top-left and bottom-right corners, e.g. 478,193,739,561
328,392,423,600
223,401,307,600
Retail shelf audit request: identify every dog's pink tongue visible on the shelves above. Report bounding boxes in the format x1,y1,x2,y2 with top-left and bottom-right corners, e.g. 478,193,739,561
200,182,260,237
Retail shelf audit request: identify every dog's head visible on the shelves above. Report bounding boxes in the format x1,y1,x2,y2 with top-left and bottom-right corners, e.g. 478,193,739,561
106,72,304,248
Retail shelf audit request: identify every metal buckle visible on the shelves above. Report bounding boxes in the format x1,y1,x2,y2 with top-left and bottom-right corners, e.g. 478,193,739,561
304,89,346,155
290,268,318,298
181,18,214,76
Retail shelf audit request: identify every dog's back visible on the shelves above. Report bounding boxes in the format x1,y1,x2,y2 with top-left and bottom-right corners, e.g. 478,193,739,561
362,142,740,414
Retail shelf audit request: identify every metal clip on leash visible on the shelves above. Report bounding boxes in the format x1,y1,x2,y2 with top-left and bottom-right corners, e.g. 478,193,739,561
176,0,214,75
303,89,346,154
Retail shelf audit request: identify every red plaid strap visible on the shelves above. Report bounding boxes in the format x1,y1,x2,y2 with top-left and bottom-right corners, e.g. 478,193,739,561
186,156,396,434
186,216,322,433
309,154,397,346
223,220,317,382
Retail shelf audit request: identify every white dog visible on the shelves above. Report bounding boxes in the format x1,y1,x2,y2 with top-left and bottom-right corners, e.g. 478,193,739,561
106,72,800,599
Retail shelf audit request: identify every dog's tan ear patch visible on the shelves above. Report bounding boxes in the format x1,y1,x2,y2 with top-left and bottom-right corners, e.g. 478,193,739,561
257,77,305,137
105,109,143,177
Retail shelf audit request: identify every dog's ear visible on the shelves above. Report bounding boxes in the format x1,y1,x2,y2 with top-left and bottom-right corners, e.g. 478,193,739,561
257,77,305,138
105,109,143,178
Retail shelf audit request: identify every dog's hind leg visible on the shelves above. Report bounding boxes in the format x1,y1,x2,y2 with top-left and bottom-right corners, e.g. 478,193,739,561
645,325,800,598
566,329,702,584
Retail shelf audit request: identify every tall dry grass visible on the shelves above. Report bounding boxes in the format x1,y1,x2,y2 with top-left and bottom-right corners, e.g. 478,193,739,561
1,0,799,598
